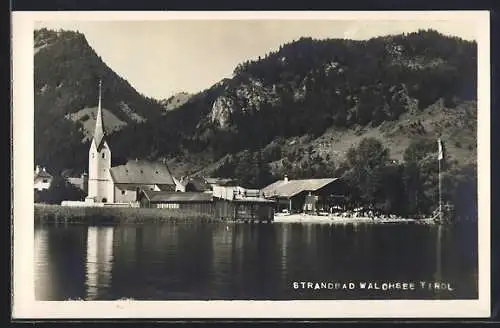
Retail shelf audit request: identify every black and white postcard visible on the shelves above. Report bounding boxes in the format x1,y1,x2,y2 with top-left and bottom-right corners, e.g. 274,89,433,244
12,10,491,319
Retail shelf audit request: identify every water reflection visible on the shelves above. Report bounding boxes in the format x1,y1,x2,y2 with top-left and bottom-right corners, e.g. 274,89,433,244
34,224,87,300
85,226,114,300
280,224,291,285
34,228,53,300
34,222,478,301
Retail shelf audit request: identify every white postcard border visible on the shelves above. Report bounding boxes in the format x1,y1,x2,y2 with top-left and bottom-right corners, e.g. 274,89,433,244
12,10,491,319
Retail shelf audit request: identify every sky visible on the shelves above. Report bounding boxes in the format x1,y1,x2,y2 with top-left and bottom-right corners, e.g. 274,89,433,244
35,19,478,100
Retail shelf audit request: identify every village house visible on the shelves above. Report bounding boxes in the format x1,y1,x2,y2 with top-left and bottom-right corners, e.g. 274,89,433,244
34,165,53,191
261,175,347,214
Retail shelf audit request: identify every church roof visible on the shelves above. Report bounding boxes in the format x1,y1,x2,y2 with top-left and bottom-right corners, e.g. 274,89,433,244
92,80,106,151
109,160,175,185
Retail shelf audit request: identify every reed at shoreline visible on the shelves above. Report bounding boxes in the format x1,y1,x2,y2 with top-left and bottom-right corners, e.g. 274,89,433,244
34,204,217,225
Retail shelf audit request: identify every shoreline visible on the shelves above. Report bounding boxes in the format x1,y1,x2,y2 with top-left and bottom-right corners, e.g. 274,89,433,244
34,204,437,226
273,213,436,225
34,203,217,224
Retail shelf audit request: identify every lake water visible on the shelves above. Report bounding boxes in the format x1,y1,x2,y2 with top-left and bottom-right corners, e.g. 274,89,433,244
34,221,478,301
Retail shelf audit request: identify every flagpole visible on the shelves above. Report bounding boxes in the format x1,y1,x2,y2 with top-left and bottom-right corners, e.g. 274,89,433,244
438,138,443,224
439,151,442,223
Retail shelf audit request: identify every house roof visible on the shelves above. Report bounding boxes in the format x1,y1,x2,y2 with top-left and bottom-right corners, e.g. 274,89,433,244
261,178,339,199
204,177,235,186
66,177,83,185
140,190,213,203
157,184,175,191
232,197,276,204
115,183,154,191
110,160,175,185
34,170,53,180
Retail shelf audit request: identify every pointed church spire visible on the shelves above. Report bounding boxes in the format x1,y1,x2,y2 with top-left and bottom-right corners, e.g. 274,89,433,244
93,80,105,149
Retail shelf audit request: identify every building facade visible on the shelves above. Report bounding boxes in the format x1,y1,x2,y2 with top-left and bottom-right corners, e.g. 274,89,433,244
86,81,114,203
85,81,176,205
261,176,347,213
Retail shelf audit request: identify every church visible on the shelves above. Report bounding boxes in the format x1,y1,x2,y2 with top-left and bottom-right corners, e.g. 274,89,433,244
85,82,177,205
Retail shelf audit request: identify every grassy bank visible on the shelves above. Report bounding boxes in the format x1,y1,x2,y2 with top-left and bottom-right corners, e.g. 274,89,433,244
34,204,217,225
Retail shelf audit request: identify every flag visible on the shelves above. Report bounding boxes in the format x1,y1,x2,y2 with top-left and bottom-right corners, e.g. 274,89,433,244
438,138,443,161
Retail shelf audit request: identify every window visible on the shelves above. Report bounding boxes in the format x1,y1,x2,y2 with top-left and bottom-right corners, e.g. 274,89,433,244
102,197,107,203
102,152,105,159
92,153,95,159
121,190,126,195
42,179,48,183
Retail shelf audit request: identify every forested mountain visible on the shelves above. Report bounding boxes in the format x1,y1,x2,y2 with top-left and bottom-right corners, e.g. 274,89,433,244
34,28,164,171
34,28,478,217
159,92,193,112
109,29,476,172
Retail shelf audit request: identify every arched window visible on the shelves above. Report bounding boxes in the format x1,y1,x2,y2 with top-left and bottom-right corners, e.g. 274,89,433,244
102,197,107,203
92,153,95,159
102,152,105,159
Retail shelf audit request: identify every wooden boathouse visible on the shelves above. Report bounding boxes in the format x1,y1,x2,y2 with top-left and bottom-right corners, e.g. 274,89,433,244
137,190,214,215
212,185,275,222
137,186,276,222
213,197,275,222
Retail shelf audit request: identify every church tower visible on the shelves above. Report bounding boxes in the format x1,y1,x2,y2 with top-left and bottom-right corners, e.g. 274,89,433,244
86,80,114,203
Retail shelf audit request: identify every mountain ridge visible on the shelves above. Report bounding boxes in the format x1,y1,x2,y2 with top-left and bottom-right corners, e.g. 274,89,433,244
34,28,477,185
34,28,165,171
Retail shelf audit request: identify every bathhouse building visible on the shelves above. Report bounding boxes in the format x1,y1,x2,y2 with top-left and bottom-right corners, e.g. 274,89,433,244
261,175,347,213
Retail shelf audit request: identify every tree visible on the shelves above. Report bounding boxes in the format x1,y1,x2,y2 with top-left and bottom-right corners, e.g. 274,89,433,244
402,161,421,215
344,138,391,207
402,138,453,216
403,138,436,163
442,163,477,220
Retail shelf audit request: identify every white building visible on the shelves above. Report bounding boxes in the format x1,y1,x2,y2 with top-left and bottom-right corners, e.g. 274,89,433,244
212,185,261,201
85,81,176,205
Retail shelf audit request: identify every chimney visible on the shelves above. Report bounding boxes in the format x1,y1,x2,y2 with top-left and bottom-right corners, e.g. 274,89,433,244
35,165,40,174
42,167,46,172
284,174,289,182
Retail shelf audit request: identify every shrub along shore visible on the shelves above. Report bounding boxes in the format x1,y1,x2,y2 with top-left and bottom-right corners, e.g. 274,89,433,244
34,204,217,225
